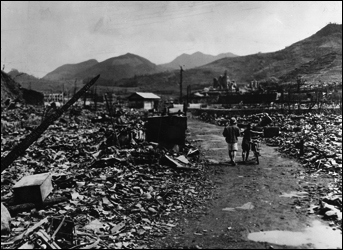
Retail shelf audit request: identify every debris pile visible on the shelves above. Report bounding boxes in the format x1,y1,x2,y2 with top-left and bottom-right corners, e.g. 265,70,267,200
1,105,214,249
197,112,277,128
265,113,342,228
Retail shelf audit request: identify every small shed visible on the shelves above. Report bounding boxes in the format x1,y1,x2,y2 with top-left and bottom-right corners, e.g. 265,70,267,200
127,92,160,110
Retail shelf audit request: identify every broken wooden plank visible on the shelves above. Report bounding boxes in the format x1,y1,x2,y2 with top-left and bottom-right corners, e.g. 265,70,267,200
12,217,49,243
7,196,69,215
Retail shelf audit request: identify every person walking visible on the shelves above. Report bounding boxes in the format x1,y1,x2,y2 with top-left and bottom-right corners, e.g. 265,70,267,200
241,123,263,164
223,117,240,166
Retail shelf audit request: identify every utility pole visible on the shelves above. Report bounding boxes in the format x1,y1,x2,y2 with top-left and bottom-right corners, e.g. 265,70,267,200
179,66,184,103
187,85,191,105
185,85,191,114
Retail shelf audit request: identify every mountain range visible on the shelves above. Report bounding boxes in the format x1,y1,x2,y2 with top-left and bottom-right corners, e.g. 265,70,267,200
42,51,238,83
7,23,342,99
43,59,98,81
113,23,341,97
197,23,342,84
159,51,237,70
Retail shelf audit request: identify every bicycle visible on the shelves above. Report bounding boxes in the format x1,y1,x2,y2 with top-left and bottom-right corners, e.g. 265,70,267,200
250,136,261,164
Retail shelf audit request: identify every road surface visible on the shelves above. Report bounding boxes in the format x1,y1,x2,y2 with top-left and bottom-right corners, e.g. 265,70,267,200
152,117,341,249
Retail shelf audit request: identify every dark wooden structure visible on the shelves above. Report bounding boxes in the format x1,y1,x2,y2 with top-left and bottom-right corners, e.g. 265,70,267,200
145,116,187,147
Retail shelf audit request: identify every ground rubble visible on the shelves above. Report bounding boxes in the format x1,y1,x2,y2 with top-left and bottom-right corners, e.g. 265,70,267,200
196,110,342,231
1,106,214,249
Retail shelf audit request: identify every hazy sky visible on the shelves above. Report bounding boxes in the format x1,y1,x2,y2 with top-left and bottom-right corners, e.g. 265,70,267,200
1,1,342,78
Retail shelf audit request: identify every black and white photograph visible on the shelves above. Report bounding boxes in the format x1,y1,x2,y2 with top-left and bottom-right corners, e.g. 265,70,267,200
1,1,342,249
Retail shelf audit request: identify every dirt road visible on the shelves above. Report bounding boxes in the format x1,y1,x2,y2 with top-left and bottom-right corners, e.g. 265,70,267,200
152,117,342,249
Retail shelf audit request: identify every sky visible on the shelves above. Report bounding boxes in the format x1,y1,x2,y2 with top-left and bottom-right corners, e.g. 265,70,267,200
1,1,342,78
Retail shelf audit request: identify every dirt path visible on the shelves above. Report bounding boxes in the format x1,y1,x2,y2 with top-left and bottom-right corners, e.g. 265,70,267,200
152,117,341,249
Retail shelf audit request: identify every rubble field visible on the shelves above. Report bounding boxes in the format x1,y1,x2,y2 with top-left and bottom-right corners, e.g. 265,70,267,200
1,106,212,249
1,106,342,249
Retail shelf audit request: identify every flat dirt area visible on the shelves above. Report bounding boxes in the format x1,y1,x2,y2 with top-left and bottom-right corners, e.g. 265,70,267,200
152,117,342,249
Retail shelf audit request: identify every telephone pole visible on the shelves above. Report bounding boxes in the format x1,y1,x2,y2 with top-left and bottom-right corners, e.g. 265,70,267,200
187,85,191,105
179,66,184,103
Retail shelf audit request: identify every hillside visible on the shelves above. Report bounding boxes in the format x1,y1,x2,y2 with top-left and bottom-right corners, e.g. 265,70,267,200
116,23,342,97
27,53,166,98
204,23,341,82
43,59,99,81
1,71,46,106
76,53,162,81
1,70,23,103
43,53,163,84
159,51,238,70
7,69,41,85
